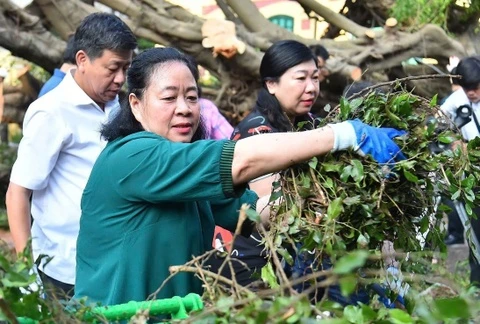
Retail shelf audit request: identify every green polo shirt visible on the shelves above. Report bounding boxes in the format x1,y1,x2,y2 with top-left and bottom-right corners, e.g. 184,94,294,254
74,131,257,306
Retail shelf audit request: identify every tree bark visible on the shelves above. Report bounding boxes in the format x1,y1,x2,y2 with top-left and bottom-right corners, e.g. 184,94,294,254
0,0,65,72
297,0,370,38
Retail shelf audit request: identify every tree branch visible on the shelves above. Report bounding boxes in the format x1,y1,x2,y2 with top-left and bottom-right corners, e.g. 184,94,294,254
215,0,241,24
225,0,304,43
0,0,65,71
297,0,371,38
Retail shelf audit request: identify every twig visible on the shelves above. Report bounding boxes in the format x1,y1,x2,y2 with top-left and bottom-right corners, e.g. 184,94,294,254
0,299,18,324
168,265,253,296
257,223,293,293
183,292,261,323
377,178,386,210
211,204,252,299
147,243,227,300
309,167,328,206
193,258,215,298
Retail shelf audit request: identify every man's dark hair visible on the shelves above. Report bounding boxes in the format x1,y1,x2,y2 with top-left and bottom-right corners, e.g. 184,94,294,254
63,35,77,65
101,47,205,142
255,40,318,132
309,44,330,61
456,56,480,90
73,13,137,60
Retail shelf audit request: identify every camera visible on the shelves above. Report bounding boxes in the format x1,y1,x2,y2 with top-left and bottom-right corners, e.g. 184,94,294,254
427,104,471,154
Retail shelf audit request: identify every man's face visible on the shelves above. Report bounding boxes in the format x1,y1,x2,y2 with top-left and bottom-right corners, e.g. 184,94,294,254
75,49,133,106
463,84,480,104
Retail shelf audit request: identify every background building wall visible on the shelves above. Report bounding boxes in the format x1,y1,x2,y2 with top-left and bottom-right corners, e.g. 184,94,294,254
168,0,346,40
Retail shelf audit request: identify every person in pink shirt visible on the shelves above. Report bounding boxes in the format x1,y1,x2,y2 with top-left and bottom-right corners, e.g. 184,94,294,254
199,98,233,140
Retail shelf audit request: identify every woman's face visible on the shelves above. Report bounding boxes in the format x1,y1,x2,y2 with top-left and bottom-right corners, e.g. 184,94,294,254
266,60,319,118
130,61,200,143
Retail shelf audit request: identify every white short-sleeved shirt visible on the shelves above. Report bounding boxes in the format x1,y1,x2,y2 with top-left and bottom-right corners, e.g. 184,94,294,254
10,70,118,284
440,88,480,141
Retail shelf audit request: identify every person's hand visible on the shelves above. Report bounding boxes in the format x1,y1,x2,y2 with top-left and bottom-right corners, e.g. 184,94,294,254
329,119,407,164
447,56,460,73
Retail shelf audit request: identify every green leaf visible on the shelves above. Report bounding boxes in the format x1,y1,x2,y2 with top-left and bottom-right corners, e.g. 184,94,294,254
451,190,461,201
344,196,361,206
277,248,294,265
2,277,28,288
357,233,369,248
323,163,342,173
324,177,335,189
339,275,357,297
403,170,419,183
349,98,364,111
388,308,413,323
341,165,353,182
245,208,260,223
430,94,438,107
438,135,455,144
466,202,473,216
340,97,351,120
461,174,475,188
261,262,279,288
434,297,470,319
344,305,363,323
2,271,31,288
419,214,430,234
333,250,369,274
309,157,318,169
313,230,323,244
290,204,300,218
327,197,344,220
216,296,235,313
361,304,377,322
0,255,11,272
465,188,475,203
350,160,364,182
269,190,283,202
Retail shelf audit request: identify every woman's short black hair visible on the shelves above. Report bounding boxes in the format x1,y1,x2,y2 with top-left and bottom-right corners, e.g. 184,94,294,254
256,40,318,132
101,47,205,142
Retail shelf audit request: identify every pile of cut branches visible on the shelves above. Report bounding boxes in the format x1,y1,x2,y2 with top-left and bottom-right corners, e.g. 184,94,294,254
186,81,480,323
264,82,480,283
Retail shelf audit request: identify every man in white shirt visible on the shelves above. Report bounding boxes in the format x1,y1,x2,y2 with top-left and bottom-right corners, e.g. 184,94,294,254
440,55,480,287
5,12,137,298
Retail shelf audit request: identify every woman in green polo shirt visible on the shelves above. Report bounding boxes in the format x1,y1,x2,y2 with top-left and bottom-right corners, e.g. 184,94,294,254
74,47,406,307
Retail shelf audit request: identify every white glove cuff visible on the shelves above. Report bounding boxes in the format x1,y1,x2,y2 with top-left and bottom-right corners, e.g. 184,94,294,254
328,121,357,152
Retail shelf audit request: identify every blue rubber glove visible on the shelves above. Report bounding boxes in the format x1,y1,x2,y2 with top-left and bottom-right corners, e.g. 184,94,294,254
371,266,409,309
329,119,407,164
376,286,406,309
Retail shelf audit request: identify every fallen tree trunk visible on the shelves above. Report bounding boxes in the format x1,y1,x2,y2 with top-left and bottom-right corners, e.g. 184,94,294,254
0,0,470,124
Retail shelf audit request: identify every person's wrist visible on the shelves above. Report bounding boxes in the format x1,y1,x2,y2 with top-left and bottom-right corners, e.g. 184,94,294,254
328,121,357,152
